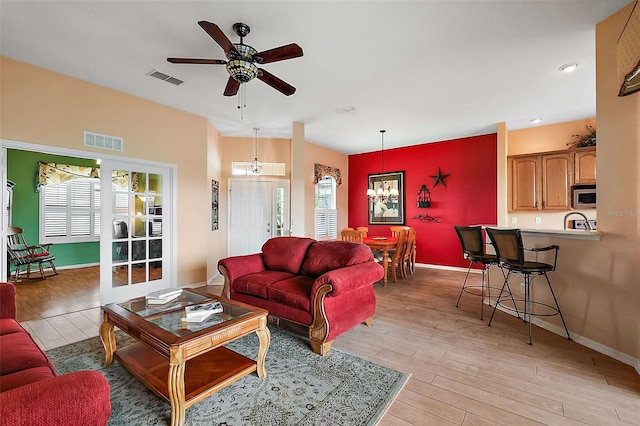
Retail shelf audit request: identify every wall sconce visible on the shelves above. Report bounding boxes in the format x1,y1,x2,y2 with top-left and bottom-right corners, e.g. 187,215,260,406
417,184,431,208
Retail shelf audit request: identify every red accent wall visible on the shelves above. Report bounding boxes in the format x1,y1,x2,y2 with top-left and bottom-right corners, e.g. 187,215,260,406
348,133,497,268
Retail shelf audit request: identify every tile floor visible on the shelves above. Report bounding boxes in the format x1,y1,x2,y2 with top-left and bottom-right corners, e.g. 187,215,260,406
20,282,225,352
20,307,103,351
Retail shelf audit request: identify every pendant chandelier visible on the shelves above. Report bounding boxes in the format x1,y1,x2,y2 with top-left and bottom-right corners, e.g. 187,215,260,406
366,130,399,202
250,127,262,174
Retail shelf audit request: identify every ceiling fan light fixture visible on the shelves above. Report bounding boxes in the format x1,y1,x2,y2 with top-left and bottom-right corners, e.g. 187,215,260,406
226,60,258,83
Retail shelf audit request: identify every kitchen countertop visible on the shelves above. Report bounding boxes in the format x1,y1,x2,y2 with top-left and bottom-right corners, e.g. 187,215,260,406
518,228,601,241
476,225,601,241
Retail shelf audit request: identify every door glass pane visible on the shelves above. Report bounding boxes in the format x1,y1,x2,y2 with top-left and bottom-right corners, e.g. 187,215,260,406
108,168,165,291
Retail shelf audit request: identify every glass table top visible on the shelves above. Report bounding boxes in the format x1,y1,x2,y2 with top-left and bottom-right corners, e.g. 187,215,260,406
117,290,252,336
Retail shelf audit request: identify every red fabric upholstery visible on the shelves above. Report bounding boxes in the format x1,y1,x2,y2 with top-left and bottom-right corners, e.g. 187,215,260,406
267,276,314,311
0,319,24,336
261,237,315,274
0,371,111,426
301,241,374,276
0,283,16,319
232,292,313,325
0,331,53,378
234,270,296,298
219,237,384,355
0,282,111,425
0,366,55,391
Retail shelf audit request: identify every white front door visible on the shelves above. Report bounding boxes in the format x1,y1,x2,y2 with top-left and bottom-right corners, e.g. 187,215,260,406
99,161,173,304
228,180,272,256
228,179,290,256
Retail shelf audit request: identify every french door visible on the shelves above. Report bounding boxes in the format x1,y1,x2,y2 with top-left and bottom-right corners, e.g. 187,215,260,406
100,161,173,304
228,179,289,256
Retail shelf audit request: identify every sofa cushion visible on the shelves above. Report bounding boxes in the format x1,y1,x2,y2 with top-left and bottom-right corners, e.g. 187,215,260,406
233,270,296,299
261,237,315,274
0,332,51,376
301,240,374,277
0,319,24,336
267,276,315,312
0,366,56,392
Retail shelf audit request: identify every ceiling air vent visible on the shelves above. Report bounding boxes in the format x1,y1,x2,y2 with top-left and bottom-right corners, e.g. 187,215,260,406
148,69,184,86
84,131,123,151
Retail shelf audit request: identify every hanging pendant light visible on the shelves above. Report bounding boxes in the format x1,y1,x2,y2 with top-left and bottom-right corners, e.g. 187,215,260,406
366,130,397,203
250,127,262,174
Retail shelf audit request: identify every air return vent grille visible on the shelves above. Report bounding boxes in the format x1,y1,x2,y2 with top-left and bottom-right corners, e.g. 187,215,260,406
84,131,123,151
148,69,184,86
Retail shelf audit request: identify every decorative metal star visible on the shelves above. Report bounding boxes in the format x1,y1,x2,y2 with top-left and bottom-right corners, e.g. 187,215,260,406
430,168,451,188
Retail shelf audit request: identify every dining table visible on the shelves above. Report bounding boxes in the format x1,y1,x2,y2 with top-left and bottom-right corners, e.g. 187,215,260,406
363,236,398,286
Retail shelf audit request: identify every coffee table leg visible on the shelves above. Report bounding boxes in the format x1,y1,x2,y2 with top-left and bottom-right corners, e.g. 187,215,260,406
168,357,186,426
255,318,270,378
99,313,116,367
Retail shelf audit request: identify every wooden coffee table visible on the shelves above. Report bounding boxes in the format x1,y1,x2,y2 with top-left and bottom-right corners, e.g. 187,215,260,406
100,288,270,426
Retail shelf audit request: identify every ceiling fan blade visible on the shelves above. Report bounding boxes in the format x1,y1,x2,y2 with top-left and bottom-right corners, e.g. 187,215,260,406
223,77,241,97
255,43,303,64
198,21,239,56
257,69,296,96
167,58,226,65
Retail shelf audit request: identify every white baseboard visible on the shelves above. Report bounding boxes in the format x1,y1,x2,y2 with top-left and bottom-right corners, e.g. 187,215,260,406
488,300,640,374
55,262,100,270
416,264,640,375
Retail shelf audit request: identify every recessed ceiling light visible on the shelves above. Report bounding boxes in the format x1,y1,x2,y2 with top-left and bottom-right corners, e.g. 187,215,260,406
530,118,542,124
559,63,578,73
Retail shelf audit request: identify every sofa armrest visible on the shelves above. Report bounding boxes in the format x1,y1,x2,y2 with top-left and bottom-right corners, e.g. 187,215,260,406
218,253,266,298
0,282,16,319
0,370,111,426
311,261,384,299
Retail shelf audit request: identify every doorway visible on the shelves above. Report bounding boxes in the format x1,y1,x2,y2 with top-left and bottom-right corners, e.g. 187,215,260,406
228,179,289,256
1,141,177,315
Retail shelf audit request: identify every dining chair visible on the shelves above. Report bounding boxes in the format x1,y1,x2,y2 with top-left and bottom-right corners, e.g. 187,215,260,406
485,227,571,345
390,226,410,237
356,226,368,237
402,228,416,277
340,229,365,243
374,228,407,283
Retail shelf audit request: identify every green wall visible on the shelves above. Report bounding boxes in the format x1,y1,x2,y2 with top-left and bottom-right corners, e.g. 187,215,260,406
7,149,100,267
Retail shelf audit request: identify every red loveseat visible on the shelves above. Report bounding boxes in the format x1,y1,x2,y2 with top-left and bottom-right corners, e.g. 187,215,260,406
0,282,111,426
218,236,384,355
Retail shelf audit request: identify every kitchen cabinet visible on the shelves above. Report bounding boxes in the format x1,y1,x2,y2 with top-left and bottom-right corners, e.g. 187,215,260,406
573,147,596,184
511,156,540,210
510,151,572,211
541,152,572,210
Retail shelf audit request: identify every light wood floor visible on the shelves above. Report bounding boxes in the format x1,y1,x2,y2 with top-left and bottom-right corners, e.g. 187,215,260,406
15,266,640,425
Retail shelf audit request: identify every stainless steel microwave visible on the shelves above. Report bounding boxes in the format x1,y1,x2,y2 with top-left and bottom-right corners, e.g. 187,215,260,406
572,184,596,209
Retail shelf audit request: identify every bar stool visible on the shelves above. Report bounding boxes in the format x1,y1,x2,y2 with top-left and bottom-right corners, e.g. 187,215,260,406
453,225,512,320
485,227,571,345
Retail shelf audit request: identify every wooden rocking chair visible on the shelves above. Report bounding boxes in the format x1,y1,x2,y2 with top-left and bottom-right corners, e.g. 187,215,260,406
7,227,58,280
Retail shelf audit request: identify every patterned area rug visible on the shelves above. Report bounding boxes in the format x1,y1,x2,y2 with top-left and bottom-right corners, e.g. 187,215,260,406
46,328,408,425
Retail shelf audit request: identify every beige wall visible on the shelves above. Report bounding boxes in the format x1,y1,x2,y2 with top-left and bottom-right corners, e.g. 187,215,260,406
218,134,349,241
0,56,223,286
496,4,639,368
303,141,349,238
506,118,597,230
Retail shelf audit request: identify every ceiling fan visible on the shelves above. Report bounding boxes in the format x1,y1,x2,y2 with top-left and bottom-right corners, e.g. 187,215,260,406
168,21,303,96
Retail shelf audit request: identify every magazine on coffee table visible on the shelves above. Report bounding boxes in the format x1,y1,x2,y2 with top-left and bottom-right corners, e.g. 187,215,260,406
182,301,223,322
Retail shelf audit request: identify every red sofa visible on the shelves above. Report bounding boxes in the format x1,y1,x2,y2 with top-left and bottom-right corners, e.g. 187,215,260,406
218,236,384,355
0,282,111,426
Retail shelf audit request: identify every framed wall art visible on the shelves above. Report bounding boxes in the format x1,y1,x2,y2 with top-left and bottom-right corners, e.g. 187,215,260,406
367,171,405,225
211,179,219,231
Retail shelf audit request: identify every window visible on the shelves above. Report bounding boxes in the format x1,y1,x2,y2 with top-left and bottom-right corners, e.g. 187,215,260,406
315,176,337,239
40,178,101,243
